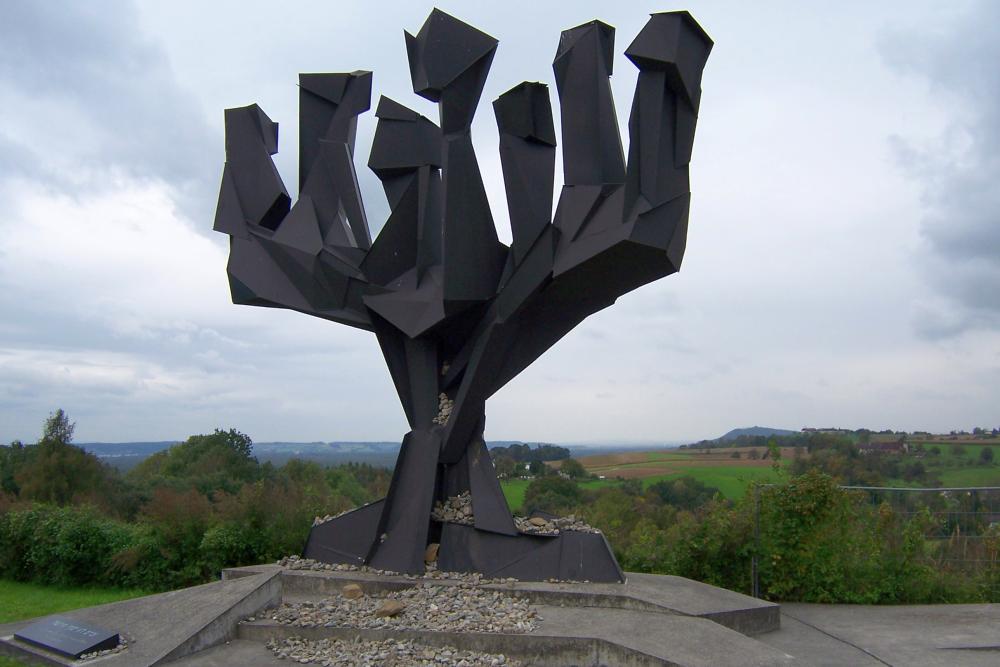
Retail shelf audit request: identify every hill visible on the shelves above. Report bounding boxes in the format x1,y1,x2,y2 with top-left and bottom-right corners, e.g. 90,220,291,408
716,426,798,441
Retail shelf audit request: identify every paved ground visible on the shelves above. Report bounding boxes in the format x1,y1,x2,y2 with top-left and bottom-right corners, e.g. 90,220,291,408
758,603,1000,666
4,565,999,666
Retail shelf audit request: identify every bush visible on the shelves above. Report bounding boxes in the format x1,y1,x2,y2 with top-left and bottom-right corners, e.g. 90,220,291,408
0,505,140,587
754,472,885,602
523,477,582,514
647,476,719,510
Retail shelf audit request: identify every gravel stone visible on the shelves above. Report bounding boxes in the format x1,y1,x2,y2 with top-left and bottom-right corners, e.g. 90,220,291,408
432,393,454,425
267,582,539,633
79,636,129,661
375,599,406,617
342,583,364,599
430,492,602,535
267,636,521,666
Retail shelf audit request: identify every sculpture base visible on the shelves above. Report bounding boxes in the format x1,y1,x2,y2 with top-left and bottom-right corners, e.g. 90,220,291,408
302,500,625,583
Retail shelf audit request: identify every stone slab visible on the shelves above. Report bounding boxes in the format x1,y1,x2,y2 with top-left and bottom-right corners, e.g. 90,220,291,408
14,616,118,658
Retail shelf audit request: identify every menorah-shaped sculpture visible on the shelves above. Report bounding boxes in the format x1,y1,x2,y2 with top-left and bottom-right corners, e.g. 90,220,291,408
214,9,711,582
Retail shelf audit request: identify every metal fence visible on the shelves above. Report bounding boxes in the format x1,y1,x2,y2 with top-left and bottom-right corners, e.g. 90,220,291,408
751,485,1000,599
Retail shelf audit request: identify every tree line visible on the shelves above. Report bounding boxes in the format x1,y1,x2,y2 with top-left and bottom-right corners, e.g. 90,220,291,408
3,412,998,603
0,410,389,591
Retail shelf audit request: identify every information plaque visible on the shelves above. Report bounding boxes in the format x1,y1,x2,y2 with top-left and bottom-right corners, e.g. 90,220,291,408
14,616,119,659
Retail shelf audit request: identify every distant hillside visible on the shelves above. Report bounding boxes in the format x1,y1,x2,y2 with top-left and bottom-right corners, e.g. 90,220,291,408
716,427,798,441
78,442,179,457
78,440,573,471
77,441,403,469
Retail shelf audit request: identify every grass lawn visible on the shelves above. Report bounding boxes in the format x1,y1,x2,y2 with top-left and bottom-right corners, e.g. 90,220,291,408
0,579,147,624
0,580,147,666
501,478,531,511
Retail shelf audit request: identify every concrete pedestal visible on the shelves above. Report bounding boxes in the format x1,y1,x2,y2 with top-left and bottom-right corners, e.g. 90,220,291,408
0,565,790,666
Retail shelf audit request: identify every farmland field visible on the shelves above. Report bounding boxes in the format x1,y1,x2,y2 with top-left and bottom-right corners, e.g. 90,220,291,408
498,437,1000,512
500,447,788,511
576,446,794,479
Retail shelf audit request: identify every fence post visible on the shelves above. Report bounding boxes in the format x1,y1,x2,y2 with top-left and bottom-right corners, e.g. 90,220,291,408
752,485,761,598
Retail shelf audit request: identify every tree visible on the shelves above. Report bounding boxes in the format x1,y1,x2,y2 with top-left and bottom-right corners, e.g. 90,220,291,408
493,455,517,479
902,461,926,482
523,477,582,515
767,438,783,473
979,447,994,464
128,429,258,497
0,440,27,496
560,458,588,479
42,409,76,445
527,460,546,476
730,451,742,459
648,476,718,510
748,449,760,460
15,410,122,510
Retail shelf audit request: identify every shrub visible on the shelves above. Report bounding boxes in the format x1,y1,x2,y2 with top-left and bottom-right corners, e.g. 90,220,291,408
0,505,140,587
523,476,582,514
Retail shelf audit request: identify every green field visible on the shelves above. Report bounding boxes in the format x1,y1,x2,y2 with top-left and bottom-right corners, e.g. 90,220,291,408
936,466,1000,487
634,466,784,499
500,464,784,511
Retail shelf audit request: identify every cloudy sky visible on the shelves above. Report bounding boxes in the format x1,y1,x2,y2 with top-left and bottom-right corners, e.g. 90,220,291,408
1,0,997,445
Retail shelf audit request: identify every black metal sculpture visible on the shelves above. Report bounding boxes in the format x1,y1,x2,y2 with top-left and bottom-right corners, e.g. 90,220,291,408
214,9,711,583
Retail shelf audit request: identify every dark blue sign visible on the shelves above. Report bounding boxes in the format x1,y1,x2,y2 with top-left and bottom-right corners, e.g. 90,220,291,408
14,616,119,659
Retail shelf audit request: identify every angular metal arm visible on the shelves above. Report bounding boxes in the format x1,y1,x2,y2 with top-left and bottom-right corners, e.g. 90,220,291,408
213,74,375,331
436,13,713,414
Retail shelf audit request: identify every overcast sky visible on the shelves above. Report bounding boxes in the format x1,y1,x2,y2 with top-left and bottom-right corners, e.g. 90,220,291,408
1,0,997,445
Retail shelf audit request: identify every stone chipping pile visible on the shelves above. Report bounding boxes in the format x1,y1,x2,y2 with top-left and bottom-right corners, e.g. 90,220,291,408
432,393,454,425
79,638,128,661
267,581,539,634
267,636,521,667
430,491,474,524
431,492,601,535
312,507,355,527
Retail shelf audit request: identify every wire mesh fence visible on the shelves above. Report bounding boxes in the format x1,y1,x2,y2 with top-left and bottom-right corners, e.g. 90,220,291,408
752,485,1000,600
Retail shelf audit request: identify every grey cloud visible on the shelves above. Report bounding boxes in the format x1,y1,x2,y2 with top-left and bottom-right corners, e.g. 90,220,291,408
881,0,1000,333
0,1,216,210
0,133,42,184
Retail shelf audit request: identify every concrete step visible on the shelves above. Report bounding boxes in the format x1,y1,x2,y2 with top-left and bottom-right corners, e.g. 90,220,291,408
236,603,794,667
229,566,780,636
